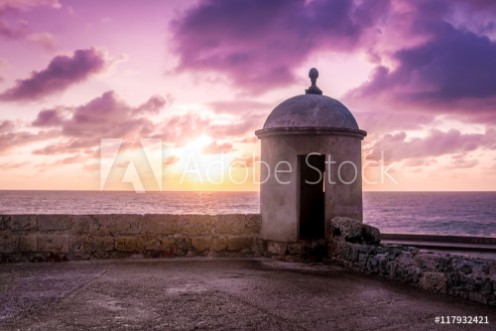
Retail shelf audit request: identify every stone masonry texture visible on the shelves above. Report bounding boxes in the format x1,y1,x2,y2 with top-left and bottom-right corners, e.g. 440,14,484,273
1,214,495,307
0,214,261,262
328,217,496,306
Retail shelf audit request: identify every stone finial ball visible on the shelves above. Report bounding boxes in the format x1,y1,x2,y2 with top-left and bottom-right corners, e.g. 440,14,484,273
309,68,319,80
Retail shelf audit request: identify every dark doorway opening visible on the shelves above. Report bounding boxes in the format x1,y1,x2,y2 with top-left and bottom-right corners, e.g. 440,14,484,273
298,154,325,240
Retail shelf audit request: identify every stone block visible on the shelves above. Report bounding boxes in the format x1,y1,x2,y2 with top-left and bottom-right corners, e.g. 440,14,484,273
180,216,211,236
266,241,287,256
112,215,143,235
366,254,383,274
144,239,161,251
93,237,114,252
192,236,212,252
88,215,143,236
0,215,10,231
37,234,69,253
37,215,73,232
480,278,493,296
472,261,490,276
346,244,360,262
328,240,346,257
361,224,380,245
414,253,439,272
447,272,463,289
143,215,178,235
19,234,37,252
285,242,303,257
244,214,262,234
330,217,363,241
71,216,92,235
212,215,244,235
419,272,447,293
0,233,18,253
358,252,367,268
227,237,252,252
454,260,475,275
115,237,143,252
212,237,227,252
69,235,89,254
160,237,176,249
86,216,103,235
468,292,487,304
397,252,416,267
330,217,380,245
174,235,192,253
435,256,453,272
393,252,420,283
125,215,145,234
10,215,37,232
251,238,265,255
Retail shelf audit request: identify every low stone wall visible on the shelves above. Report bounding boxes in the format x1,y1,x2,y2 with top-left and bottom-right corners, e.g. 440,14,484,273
254,239,328,261
329,218,496,306
0,214,261,262
2,213,495,306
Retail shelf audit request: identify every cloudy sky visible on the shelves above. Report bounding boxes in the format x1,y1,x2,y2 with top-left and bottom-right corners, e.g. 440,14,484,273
0,0,495,191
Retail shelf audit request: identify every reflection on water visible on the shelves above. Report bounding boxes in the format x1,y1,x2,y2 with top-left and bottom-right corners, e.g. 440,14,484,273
0,191,495,237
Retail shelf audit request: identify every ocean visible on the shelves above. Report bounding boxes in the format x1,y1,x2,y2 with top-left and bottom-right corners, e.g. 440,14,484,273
0,191,495,237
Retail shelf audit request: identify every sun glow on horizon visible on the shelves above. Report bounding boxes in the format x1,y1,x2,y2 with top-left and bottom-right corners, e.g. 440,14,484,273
0,0,495,192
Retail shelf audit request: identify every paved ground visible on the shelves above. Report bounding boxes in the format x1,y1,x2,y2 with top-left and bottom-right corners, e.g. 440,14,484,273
0,258,494,331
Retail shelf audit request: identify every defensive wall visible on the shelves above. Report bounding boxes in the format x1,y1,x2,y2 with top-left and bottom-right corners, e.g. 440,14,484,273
1,214,494,306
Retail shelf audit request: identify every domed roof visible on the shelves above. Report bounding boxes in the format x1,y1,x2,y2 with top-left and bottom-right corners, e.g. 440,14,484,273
263,94,359,130
256,68,366,139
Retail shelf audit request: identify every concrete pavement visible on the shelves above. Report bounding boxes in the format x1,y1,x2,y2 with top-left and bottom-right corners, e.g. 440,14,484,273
0,258,494,330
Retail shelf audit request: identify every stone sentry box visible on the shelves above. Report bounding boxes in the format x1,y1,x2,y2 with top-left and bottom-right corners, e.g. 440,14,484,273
255,68,367,243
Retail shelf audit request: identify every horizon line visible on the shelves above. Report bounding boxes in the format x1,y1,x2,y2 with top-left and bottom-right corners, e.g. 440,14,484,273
0,189,495,193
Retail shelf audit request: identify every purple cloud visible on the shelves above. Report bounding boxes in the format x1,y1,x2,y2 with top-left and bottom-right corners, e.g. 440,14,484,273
63,91,153,138
27,32,57,51
32,107,66,127
32,91,167,155
161,113,210,146
207,100,270,114
0,19,29,39
350,23,496,103
160,111,263,147
137,95,167,113
445,154,479,169
209,113,263,139
345,1,496,125
171,0,389,94
450,0,496,11
366,128,496,163
0,0,60,11
0,161,29,169
0,0,61,51
0,119,54,153
202,141,234,154
0,48,108,101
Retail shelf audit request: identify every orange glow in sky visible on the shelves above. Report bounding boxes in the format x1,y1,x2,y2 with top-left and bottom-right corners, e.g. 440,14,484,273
0,0,495,191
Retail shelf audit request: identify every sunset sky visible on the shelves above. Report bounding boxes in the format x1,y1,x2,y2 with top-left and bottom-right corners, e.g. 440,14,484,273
0,0,495,191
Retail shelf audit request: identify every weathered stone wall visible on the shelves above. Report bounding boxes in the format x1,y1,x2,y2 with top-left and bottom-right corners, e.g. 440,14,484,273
329,217,496,306
0,214,261,262
2,213,495,306
253,239,328,262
